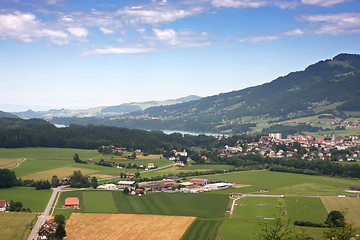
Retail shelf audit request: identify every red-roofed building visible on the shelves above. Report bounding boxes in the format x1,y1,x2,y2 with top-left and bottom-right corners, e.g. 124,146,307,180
64,197,80,209
190,178,209,186
0,200,8,212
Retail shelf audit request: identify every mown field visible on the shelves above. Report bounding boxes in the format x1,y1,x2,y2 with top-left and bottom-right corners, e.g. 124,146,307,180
0,212,37,240
54,191,229,219
203,170,360,196
321,197,360,227
0,187,52,212
0,158,23,168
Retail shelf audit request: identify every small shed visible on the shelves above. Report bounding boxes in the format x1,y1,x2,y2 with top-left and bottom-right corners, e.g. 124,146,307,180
65,197,80,209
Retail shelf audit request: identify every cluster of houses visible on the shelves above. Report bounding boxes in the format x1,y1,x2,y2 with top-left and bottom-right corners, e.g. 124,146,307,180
38,216,59,239
221,133,360,162
94,177,235,194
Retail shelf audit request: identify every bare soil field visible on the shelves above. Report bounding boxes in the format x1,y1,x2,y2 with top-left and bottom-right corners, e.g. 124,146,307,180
65,213,196,240
232,184,251,188
0,158,23,168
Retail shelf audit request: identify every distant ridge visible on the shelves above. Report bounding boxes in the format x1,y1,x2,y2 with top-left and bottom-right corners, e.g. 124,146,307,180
0,110,19,119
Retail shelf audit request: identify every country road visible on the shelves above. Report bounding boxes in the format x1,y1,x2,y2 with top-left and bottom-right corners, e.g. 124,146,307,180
9,158,26,169
27,186,67,240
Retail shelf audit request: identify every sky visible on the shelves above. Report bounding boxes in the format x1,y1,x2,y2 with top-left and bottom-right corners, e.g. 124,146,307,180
0,0,360,111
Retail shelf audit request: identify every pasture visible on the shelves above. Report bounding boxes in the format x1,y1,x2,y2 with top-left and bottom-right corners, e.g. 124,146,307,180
55,190,229,219
181,219,223,240
203,170,360,196
0,212,37,240
285,197,327,223
65,213,195,240
321,197,360,227
0,187,51,212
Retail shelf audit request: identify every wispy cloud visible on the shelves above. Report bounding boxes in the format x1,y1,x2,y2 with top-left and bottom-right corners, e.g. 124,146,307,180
239,28,304,43
0,11,69,44
84,46,155,55
300,12,360,35
301,0,354,7
211,0,298,9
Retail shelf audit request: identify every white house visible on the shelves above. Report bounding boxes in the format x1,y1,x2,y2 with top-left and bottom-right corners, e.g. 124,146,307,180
0,200,8,212
117,181,136,190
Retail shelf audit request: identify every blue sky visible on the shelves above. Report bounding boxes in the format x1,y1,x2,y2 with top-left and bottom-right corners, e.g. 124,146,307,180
0,0,359,111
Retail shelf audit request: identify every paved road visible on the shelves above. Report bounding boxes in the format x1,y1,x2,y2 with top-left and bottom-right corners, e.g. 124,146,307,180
27,186,66,240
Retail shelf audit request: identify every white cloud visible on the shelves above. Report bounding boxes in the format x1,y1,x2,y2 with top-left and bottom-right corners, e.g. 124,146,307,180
212,0,297,9
301,0,354,7
62,15,74,22
67,27,89,38
153,28,176,40
300,12,360,35
285,29,304,36
239,35,279,42
99,27,115,35
0,11,68,44
137,28,146,34
84,46,155,55
46,0,63,5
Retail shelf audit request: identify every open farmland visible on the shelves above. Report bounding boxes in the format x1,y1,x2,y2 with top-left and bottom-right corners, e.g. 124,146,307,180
285,197,327,223
0,187,51,212
204,170,360,196
0,158,23,168
0,212,37,240
321,197,360,227
65,213,195,240
55,190,229,219
181,219,223,240
22,166,99,180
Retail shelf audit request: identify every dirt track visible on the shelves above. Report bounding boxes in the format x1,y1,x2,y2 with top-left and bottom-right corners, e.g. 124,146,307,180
65,213,196,240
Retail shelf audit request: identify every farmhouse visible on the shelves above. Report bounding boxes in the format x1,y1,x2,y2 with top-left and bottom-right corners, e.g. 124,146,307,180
190,178,209,186
117,181,136,190
39,228,51,240
174,161,185,167
175,149,188,157
147,163,155,169
140,180,176,191
65,197,80,209
0,200,8,212
349,186,360,191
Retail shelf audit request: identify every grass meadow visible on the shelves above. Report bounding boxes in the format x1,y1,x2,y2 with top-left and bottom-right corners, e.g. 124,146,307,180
0,187,52,212
203,170,360,196
0,212,37,240
55,190,229,219
285,197,328,223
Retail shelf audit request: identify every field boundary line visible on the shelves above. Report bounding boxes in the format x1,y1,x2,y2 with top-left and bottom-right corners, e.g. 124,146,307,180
9,158,26,169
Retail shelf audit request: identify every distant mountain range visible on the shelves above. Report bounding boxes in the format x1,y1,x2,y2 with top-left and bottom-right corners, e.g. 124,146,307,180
48,53,360,135
0,110,19,119
12,95,201,119
138,53,360,121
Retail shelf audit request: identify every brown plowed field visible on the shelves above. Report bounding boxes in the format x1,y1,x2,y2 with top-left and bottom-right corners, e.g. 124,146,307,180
65,213,196,240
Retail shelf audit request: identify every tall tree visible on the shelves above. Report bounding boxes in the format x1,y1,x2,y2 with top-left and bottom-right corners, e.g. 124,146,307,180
91,176,98,189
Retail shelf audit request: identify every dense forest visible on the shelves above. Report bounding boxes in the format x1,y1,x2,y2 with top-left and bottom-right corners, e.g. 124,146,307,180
0,118,220,153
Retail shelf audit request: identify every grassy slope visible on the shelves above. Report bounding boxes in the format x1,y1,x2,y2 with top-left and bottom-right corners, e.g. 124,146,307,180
0,212,37,240
203,170,360,196
285,197,328,223
321,197,360,227
0,187,52,212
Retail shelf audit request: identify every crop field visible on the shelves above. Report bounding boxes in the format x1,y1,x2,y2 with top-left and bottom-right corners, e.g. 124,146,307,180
203,170,360,196
22,166,99,180
65,213,195,240
321,197,360,227
285,197,328,223
56,190,229,219
0,147,98,159
0,187,51,212
0,158,23,168
181,164,234,171
0,212,37,240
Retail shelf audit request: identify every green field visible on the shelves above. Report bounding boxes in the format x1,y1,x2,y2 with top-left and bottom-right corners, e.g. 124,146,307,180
1,147,172,181
181,219,223,240
0,212,37,240
181,164,235,171
203,170,360,196
219,197,280,240
285,197,328,223
0,187,52,212
55,190,229,219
